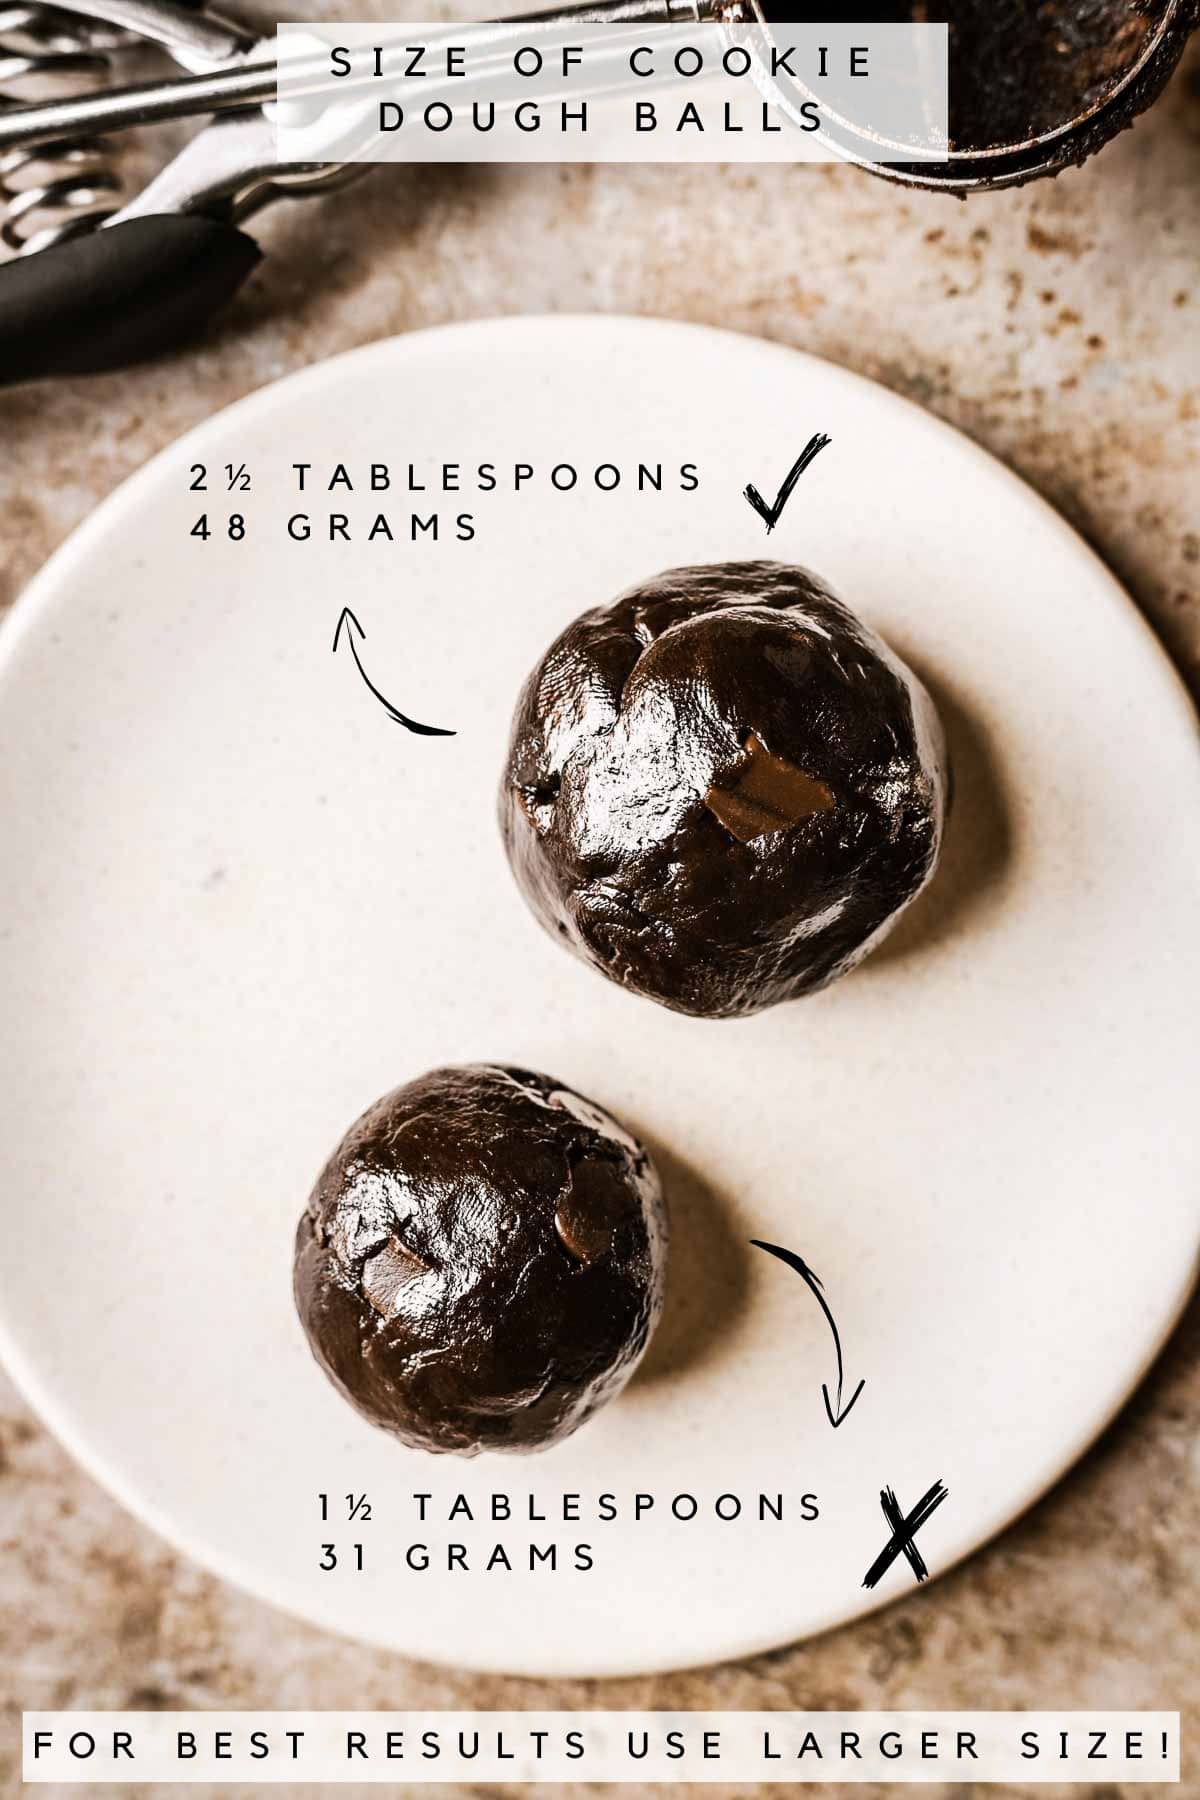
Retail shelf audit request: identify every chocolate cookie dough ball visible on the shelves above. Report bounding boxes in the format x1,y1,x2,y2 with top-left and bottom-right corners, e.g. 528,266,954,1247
499,562,948,1019
294,1065,667,1455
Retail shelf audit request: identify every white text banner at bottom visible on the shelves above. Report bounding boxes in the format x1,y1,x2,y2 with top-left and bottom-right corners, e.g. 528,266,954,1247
24,1711,1180,1783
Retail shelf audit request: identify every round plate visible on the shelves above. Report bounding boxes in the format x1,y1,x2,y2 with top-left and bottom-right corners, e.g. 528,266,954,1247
0,318,1196,1678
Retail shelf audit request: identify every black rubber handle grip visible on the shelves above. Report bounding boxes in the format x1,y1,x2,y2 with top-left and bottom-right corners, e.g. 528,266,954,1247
0,214,261,387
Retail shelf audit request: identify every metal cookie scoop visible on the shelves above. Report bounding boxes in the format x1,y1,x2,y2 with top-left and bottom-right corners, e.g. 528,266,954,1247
0,0,372,381
884,0,1199,188
0,0,1194,384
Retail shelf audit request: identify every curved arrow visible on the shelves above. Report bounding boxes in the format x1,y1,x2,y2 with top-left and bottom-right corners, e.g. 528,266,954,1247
750,1239,865,1428
332,608,455,737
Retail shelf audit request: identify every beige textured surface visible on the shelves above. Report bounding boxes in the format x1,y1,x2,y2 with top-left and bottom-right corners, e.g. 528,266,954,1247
1,36,1198,1800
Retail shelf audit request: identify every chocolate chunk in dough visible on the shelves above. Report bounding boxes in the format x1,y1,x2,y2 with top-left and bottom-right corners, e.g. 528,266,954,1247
706,734,836,842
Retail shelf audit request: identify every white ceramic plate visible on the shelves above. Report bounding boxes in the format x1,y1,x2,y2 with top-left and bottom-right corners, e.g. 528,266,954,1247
0,318,1197,1678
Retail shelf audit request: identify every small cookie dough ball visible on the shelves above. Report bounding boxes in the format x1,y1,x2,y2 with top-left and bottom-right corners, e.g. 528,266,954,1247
499,561,948,1019
294,1064,667,1455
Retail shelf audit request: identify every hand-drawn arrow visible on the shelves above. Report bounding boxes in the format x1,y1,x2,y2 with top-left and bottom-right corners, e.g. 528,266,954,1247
750,1238,865,1428
332,608,455,737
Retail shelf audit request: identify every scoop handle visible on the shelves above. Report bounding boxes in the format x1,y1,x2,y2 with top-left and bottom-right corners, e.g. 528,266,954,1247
0,214,261,388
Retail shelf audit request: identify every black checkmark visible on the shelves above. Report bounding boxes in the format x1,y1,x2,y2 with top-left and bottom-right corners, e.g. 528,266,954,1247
743,432,832,533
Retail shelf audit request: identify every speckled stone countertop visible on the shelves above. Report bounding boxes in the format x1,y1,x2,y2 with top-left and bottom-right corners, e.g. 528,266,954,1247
1,32,1198,1800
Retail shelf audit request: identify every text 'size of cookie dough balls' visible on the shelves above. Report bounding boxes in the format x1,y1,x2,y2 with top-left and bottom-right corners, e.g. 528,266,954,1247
294,1065,667,1456
499,562,949,1020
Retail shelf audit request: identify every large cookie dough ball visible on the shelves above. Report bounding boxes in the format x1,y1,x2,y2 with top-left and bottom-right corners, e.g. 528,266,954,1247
499,561,948,1019
294,1064,667,1455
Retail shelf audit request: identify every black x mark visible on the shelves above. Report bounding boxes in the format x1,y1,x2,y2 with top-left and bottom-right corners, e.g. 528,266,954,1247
861,1479,949,1590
